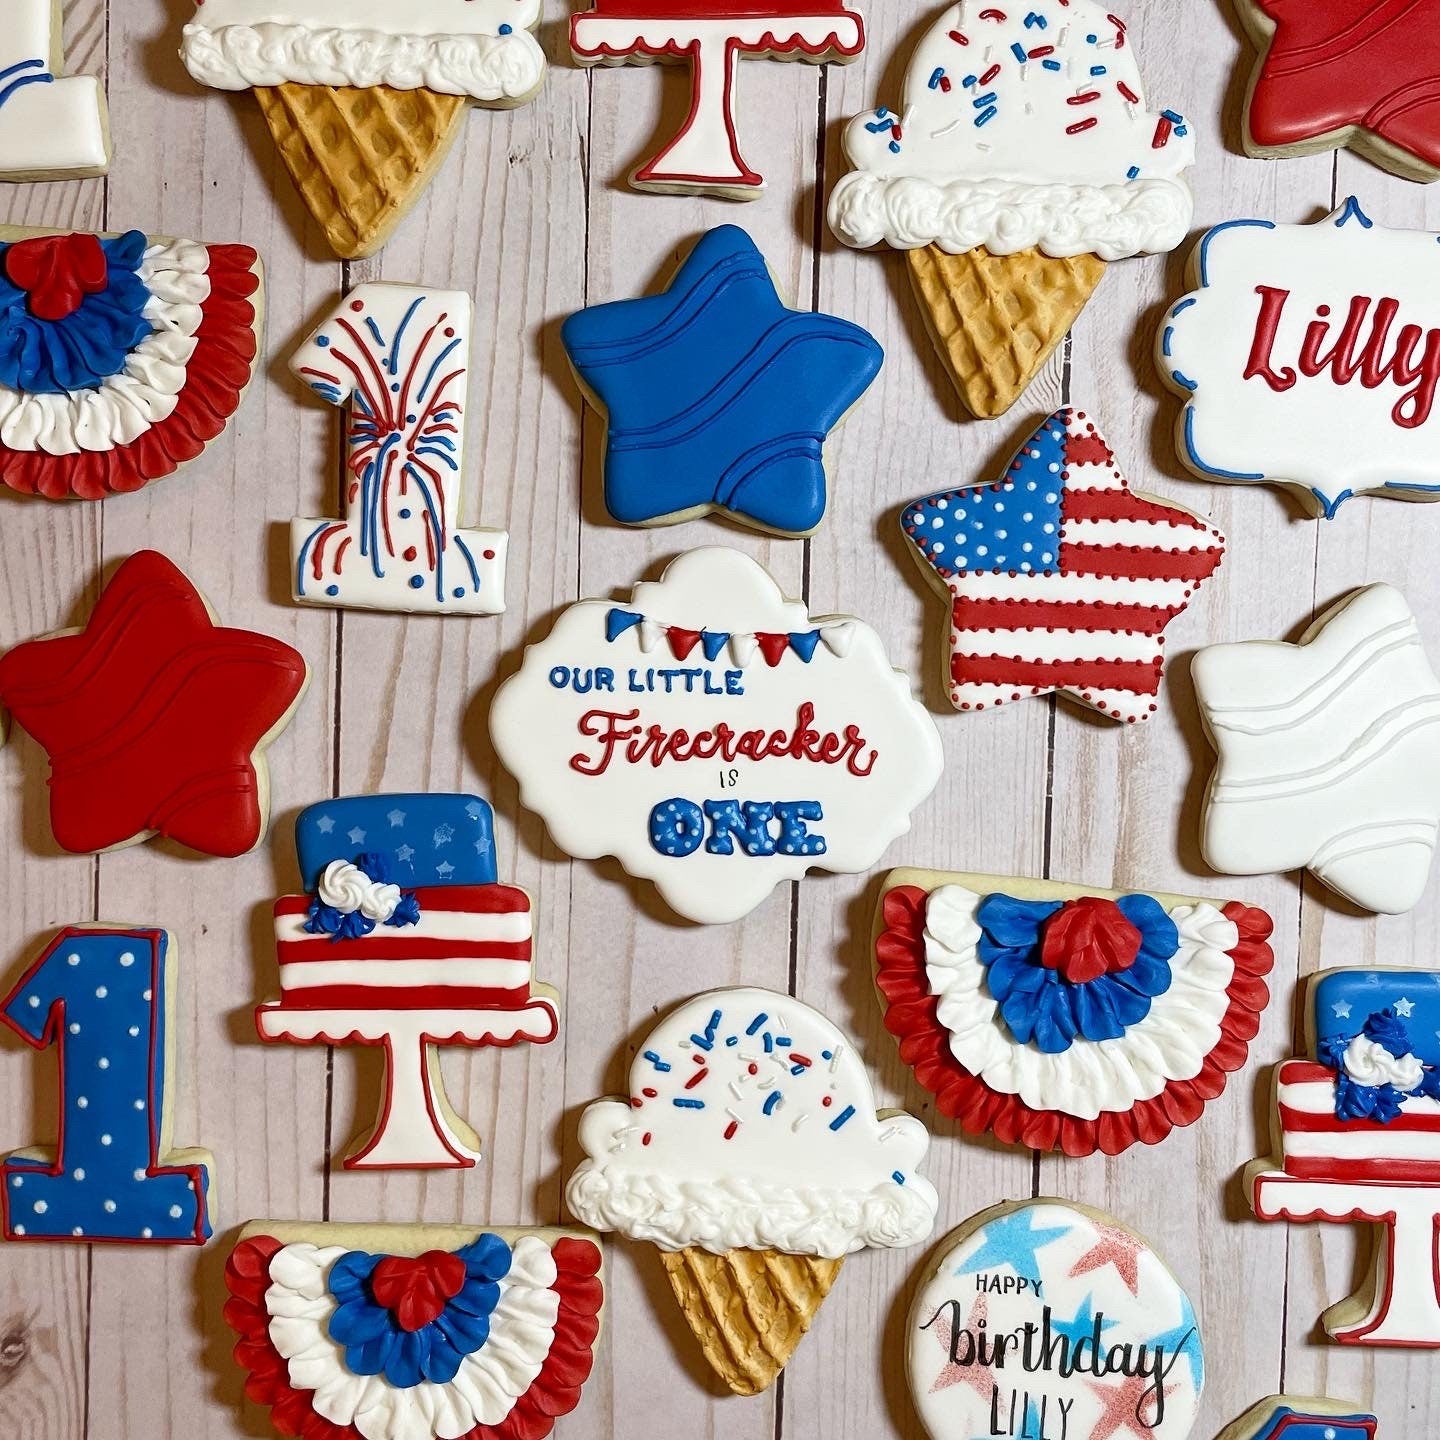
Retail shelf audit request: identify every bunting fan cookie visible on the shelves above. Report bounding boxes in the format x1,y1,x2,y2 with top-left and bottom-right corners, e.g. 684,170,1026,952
902,408,1224,722
874,869,1274,1156
224,1219,604,1440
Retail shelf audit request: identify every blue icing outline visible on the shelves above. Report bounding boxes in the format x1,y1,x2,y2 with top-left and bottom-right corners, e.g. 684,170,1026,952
562,226,883,536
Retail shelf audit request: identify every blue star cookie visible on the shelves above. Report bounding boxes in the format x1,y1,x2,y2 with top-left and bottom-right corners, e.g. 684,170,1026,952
562,226,883,536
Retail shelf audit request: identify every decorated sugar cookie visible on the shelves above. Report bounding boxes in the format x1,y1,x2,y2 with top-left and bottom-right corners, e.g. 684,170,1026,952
180,0,546,259
0,227,262,501
0,0,109,180
829,0,1194,418
259,794,558,1169
908,1199,1203,1440
1193,584,1440,915
562,227,883,537
1246,968,1440,1346
1,925,212,1244
489,547,943,925
902,408,1225,723
566,987,938,1395
1237,0,1440,183
1159,199,1440,517
1217,1397,1377,1440
0,551,309,859
290,284,507,614
225,1219,604,1440
874,869,1274,1156
570,0,863,198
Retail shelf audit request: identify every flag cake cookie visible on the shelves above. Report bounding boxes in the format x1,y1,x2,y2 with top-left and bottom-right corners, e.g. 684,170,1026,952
1246,968,1440,1346
829,0,1194,417
566,987,938,1395
562,226,883,537
902,408,1225,723
0,226,262,501
224,1219,604,1440
489,547,943,924
180,0,546,258
874,868,1274,1156
570,0,864,197
908,1199,1204,1440
257,794,558,1170
1218,1397,1377,1440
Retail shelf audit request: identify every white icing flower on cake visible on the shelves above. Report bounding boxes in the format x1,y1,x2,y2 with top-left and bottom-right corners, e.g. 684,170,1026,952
1342,1035,1425,1092
316,859,403,923
566,988,939,1257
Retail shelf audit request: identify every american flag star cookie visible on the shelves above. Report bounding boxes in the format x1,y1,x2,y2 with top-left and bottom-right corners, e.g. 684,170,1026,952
902,407,1225,722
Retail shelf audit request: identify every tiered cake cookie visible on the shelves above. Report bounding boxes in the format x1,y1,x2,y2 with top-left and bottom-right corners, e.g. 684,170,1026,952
1247,968,1440,1345
259,794,558,1169
1218,1396,1377,1440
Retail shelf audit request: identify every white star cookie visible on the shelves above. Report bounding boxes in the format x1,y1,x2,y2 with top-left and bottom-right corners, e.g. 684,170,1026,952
1193,584,1440,914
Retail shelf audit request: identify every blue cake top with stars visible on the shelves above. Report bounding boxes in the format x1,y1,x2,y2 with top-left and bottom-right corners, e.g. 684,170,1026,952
1312,969,1440,1067
1245,1404,1376,1440
295,794,497,890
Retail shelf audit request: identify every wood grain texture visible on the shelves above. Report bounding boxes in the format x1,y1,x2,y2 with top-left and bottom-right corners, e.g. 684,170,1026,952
0,0,1436,1436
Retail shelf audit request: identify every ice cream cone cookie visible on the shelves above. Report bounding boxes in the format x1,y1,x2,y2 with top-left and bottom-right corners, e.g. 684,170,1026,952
180,0,546,259
0,0,109,181
1237,0,1440,183
829,1,1195,418
566,987,939,1394
1217,1396,1376,1440
0,226,262,501
908,1199,1204,1440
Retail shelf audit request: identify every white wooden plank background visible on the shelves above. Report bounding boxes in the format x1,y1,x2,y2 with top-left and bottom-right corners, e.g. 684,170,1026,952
0,1,1435,1435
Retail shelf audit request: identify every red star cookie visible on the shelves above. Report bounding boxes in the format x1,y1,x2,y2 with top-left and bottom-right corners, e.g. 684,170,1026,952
1240,0,1440,182
0,551,309,857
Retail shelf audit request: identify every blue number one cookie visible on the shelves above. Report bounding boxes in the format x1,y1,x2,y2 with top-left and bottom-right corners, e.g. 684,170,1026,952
0,925,212,1244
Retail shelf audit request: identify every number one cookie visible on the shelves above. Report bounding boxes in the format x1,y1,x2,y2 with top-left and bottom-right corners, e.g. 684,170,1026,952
0,0,110,181
0,926,212,1244
290,284,508,615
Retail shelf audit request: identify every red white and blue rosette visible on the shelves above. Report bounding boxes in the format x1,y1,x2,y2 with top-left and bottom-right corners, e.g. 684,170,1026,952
875,876,1273,1156
0,229,260,500
225,1225,603,1440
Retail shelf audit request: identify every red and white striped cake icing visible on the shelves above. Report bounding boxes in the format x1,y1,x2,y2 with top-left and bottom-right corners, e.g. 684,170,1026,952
272,885,533,1011
1276,1059,1440,1183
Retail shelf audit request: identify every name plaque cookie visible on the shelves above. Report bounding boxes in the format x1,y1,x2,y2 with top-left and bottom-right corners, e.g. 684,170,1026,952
489,547,943,925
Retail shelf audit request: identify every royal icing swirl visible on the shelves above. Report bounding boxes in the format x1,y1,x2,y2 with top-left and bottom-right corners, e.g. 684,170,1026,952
180,21,544,100
0,239,211,456
315,858,404,923
921,885,1239,1119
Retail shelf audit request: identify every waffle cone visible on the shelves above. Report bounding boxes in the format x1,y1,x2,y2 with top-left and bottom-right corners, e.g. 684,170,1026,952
253,83,468,260
659,1247,844,1396
905,244,1106,418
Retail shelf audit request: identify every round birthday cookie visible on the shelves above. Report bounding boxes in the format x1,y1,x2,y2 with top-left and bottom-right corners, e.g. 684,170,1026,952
908,1200,1204,1440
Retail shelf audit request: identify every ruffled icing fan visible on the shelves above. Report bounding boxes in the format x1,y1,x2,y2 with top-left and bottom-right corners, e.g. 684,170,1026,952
0,228,261,500
874,869,1274,1155
225,1223,604,1440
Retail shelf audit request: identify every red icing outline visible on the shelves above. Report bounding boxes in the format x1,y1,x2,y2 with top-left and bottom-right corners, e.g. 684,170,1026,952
874,883,1274,1156
0,242,261,501
224,1233,604,1439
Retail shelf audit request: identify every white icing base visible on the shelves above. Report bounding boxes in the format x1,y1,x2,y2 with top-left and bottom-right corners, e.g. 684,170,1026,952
828,171,1192,260
180,21,545,101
